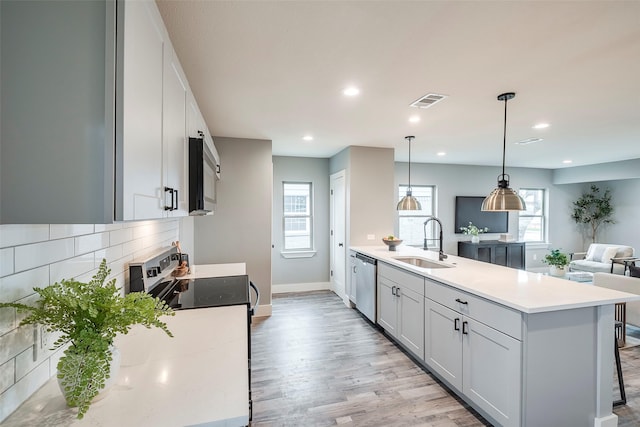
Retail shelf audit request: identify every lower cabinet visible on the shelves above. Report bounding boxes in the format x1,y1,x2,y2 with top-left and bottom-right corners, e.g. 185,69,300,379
377,263,424,359
425,284,522,427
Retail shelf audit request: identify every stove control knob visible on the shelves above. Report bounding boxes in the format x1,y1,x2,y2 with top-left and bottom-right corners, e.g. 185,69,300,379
147,268,158,277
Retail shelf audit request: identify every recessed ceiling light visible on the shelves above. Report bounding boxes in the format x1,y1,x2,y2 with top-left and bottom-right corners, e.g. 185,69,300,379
409,115,420,123
437,152,446,156
302,135,313,141
533,123,550,129
343,86,360,97
563,160,573,164
514,137,543,145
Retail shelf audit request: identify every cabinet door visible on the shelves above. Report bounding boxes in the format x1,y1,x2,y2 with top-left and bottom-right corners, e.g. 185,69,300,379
424,299,463,391
163,47,188,216
377,277,397,337
120,0,165,220
397,286,424,359
463,317,522,427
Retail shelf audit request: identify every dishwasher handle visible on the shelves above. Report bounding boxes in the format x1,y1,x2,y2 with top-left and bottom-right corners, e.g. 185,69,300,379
355,253,376,265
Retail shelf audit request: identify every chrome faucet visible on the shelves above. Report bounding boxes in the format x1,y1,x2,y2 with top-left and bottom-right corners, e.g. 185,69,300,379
423,216,448,261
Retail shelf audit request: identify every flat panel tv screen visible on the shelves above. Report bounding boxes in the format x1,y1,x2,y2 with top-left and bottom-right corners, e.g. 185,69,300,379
454,196,508,234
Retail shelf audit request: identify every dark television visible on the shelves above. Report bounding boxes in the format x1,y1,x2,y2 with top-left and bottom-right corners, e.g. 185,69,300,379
454,196,508,234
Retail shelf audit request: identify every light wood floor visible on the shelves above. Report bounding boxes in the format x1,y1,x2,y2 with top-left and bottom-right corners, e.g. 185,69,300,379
250,291,640,426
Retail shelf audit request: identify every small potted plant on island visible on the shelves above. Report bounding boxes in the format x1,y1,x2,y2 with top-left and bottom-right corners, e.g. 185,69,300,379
0,259,174,419
543,248,569,277
459,222,488,243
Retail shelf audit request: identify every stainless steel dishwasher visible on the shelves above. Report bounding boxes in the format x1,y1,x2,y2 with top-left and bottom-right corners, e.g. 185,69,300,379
355,253,377,322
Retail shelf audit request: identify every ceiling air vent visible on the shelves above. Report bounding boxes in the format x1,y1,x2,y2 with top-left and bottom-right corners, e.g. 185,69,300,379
410,93,447,109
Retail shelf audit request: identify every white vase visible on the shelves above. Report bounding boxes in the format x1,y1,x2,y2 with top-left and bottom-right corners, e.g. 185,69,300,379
471,235,480,244
549,266,566,277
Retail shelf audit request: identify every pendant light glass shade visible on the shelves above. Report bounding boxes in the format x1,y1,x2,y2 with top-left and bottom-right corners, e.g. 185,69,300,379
397,136,422,210
482,92,526,212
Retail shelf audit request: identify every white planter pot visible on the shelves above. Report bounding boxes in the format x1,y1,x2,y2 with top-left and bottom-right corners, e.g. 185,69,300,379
471,235,480,244
549,266,566,277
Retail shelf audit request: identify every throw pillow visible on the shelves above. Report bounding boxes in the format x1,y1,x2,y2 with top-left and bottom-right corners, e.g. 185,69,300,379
586,245,610,262
601,247,620,263
629,265,640,278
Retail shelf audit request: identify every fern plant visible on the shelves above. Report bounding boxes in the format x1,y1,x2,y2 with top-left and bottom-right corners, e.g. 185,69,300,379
0,259,174,418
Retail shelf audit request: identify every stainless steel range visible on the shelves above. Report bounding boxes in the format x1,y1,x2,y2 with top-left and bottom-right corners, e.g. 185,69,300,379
128,247,258,424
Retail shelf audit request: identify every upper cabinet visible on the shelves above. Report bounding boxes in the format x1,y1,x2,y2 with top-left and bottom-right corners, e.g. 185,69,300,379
0,0,217,224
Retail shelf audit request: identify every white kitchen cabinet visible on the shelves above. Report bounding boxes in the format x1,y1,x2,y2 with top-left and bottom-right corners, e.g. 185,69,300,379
425,280,521,427
377,262,424,358
119,0,165,220
162,44,189,216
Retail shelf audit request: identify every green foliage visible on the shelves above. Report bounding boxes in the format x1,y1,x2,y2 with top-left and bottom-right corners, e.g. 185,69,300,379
0,259,174,419
571,185,615,243
459,222,488,236
543,249,569,267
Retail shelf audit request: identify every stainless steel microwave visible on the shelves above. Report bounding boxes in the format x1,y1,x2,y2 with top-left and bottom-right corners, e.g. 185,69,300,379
188,137,216,215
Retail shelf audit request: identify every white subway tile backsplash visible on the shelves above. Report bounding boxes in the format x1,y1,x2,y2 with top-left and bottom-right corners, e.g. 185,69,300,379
0,360,49,422
109,227,133,245
0,247,13,277
0,325,34,365
0,307,16,336
95,245,124,266
49,253,95,284
94,223,122,232
122,238,145,257
0,359,15,395
0,266,49,303
74,232,109,255
0,225,49,249
49,224,95,240
14,239,74,273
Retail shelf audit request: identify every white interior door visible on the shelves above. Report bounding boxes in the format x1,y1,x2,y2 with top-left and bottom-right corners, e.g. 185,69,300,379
330,170,347,304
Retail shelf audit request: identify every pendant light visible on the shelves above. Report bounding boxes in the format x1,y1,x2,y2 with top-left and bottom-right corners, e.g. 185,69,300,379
481,92,527,211
397,136,422,210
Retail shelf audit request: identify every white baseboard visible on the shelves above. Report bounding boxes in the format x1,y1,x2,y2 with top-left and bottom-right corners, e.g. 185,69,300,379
272,281,331,294
253,304,272,317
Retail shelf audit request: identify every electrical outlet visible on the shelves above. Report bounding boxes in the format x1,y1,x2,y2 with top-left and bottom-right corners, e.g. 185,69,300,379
40,325,49,350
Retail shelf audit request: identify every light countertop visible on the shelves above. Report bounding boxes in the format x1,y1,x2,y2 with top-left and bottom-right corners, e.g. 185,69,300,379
351,245,640,314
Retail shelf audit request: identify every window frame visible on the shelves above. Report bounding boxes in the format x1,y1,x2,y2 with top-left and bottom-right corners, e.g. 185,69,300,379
282,181,314,252
397,184,437,248
517,188,547,243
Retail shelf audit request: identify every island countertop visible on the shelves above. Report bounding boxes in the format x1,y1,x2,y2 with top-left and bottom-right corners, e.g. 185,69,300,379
351,244,640,314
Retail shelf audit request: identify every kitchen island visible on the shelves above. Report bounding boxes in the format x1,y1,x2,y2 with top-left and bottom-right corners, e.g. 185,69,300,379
1,263,249,427
351,245,639,427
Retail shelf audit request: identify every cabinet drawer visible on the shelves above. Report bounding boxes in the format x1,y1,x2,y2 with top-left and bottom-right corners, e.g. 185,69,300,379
379,262,424,296
425,279,521,340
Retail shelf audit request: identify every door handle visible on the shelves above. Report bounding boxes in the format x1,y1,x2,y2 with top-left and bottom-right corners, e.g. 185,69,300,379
462,321,469,335
454,318,460,331
338,243,344,247
173,189,178,211
164,187,174,211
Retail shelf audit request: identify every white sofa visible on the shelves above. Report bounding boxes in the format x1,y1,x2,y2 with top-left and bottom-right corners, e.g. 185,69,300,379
593,272,640,327
569,243,635,275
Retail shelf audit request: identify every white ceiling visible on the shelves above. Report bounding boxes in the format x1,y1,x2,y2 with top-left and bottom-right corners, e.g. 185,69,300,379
156,0,640,169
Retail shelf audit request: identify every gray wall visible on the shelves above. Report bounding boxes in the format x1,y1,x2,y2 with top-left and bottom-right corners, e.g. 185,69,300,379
193,137,272,307
553,159,640,184
272,156,330,285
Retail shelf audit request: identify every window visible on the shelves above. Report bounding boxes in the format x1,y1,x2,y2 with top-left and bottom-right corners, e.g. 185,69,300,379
283,182,313,250
398,185,436,247
518,188,546,242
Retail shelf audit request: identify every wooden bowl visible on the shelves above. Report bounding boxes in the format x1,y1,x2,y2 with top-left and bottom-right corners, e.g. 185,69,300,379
382,238,403,251
171,267,189,277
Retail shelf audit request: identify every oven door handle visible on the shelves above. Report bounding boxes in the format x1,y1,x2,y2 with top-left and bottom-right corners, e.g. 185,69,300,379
249,281,260,316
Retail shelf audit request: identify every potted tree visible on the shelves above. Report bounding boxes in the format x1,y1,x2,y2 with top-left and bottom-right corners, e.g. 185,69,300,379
0,259,174,419
543,249,569,277
571,185,615,243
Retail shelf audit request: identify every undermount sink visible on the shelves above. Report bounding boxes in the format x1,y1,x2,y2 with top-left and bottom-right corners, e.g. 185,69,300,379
393,257,454,269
